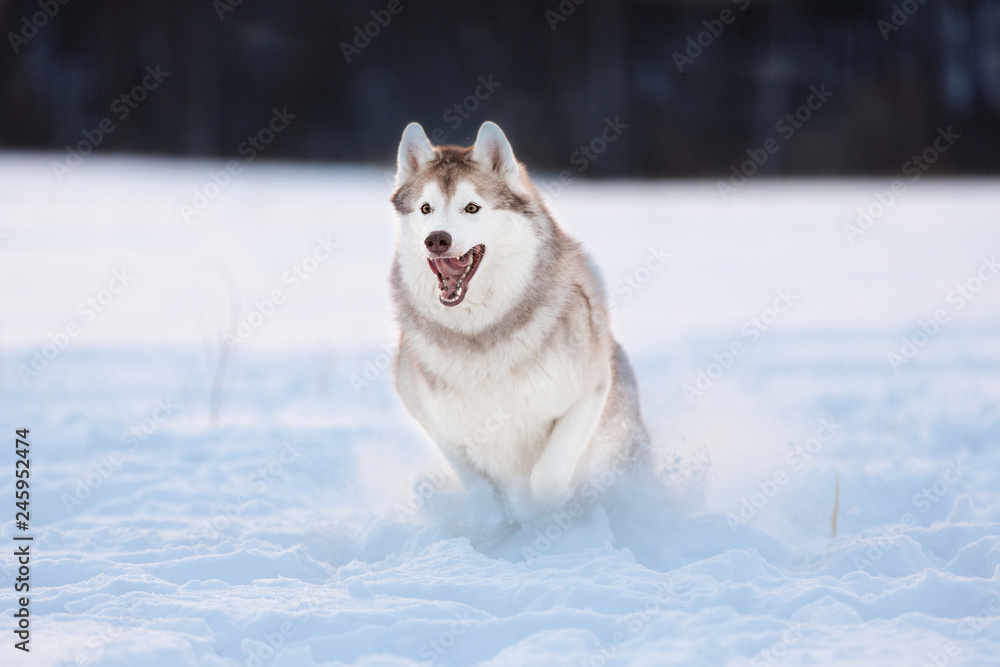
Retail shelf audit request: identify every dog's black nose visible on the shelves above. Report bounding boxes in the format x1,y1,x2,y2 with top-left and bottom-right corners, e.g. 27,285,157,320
424,231,452,254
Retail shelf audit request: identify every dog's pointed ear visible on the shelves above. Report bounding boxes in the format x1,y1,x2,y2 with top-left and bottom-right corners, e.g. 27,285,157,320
396,123,435,184
472,122,522,189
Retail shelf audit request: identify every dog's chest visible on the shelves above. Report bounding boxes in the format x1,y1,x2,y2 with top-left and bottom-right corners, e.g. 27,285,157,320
417,344,584,474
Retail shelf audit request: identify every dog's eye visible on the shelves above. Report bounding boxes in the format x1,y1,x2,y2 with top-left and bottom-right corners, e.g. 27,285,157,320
420,203,432,215
464,203,481,214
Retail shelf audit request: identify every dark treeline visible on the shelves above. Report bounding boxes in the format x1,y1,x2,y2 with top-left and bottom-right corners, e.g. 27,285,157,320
1,0,998,176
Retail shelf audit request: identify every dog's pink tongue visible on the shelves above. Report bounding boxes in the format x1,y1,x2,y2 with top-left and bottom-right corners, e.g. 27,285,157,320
427,255,471,299
432,255,470,277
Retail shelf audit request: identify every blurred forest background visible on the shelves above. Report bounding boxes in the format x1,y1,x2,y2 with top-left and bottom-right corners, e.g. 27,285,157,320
1,0,998,176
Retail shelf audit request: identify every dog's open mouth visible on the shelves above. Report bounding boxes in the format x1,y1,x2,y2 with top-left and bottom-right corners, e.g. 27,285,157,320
427,244,485,307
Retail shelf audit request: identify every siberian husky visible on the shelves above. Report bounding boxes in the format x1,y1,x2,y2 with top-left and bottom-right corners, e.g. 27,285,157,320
390,121,649,516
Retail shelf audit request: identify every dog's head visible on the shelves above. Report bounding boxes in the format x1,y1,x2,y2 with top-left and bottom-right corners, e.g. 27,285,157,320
391,122,549,328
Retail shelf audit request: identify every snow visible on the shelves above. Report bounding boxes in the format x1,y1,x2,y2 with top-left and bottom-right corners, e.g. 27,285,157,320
2,154,1000,666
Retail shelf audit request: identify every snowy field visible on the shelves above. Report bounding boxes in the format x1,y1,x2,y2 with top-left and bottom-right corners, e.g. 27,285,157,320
2,154,1000,666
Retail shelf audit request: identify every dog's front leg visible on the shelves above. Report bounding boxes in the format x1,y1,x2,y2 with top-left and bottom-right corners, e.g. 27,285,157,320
529,380,610,507
427,435,484,491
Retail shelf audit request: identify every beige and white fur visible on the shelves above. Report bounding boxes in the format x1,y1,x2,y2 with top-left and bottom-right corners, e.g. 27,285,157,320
390,121,648,516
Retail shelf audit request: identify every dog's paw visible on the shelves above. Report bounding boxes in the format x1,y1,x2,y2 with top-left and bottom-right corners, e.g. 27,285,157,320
529,468,572,508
